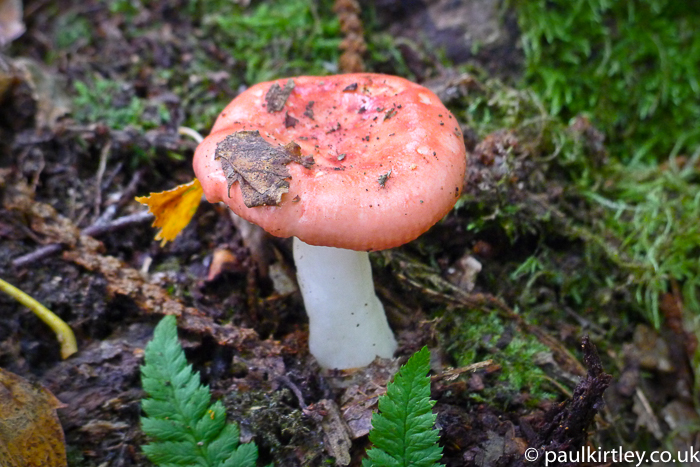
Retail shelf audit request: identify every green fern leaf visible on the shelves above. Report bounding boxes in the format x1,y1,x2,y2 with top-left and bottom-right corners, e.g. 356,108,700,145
220,443,259,467
206,424,242,465
363,347,442,467
140,315,259,467
141,440,203,465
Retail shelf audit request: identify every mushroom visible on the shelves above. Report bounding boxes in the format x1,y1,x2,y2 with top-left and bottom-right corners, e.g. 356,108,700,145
194,73,467,369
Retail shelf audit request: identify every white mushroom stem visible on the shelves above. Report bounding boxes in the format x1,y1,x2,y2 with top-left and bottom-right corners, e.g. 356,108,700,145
293,237,397,369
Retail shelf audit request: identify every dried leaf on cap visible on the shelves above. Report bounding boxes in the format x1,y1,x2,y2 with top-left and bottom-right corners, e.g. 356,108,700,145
265,79,295,112
215,130,313,208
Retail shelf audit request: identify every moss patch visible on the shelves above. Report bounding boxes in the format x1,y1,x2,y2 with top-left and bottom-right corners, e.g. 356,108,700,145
514,0,700,162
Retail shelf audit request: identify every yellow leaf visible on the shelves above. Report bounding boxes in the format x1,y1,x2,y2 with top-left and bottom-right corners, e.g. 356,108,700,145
135,178,203,246
0,368,67,467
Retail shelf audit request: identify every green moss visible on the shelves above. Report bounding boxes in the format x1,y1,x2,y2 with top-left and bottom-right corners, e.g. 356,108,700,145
197,0,341,85
168,0,344,129
224,387,330,466
443,309,554,402
448,71,699,329
53,13,92,50
450,76,596,241
71,77,169,131
106,0,143,17
514,0,700,162
582,159,700,327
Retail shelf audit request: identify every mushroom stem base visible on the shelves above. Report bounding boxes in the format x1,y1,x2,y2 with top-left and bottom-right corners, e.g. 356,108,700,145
293,238,397,369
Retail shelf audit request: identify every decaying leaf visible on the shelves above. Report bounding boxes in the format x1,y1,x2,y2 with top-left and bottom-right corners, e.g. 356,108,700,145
215,130,313,208
0,56,71,130
265,79,295,112
0,368,67,467
135,178,203,246
335,358,401,439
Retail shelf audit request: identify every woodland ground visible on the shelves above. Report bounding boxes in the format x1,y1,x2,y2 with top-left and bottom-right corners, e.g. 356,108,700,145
1,0,699,466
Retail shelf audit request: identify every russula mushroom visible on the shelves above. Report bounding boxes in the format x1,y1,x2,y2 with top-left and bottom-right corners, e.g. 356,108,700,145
194,73,467,369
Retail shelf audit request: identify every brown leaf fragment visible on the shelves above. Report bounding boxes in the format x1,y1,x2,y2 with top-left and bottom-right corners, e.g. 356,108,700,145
206,248,243,281
475,424,527,466
284,111,298,128
0,368,67,467
215,130,313,208
303,101,315,119
342,82,358,92
334,357,400,439
265,79,295,112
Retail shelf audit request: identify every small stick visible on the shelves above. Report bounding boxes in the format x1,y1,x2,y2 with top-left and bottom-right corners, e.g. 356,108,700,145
11,211,153,268
277,374,308,409
430,359,497,382
94,140,112,220
0,277,78,359
82,210,153,237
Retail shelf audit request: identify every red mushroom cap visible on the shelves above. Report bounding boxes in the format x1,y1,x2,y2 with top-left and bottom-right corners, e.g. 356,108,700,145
193,73,467,251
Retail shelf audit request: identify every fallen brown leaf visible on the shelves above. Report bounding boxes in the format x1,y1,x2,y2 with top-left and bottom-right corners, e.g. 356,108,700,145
0,368,67,467
264,79,295,112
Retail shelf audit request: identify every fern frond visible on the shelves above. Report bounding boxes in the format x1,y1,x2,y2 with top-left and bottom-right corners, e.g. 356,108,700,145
140,315,258,467
363,347,443,467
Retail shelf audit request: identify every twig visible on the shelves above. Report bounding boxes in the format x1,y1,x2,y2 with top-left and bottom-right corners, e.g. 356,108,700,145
117,168,144,209
0,277,77,359
12,243,63,267
430,359,497,382
277,374,308,409
93,168,145,227
12,211,153,268
93,140,112,220
83,210,153,236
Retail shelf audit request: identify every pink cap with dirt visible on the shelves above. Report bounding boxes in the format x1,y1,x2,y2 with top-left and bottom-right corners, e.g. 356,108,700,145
193,73,466,251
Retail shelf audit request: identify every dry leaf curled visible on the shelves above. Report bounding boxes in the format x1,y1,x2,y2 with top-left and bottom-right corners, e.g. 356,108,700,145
215,130,313,208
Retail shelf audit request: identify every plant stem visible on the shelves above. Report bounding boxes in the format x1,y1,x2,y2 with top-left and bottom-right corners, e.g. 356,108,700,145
0,277,77,359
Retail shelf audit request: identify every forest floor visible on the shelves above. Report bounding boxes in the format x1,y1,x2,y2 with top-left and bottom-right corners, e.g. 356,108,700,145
1,0,699,466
